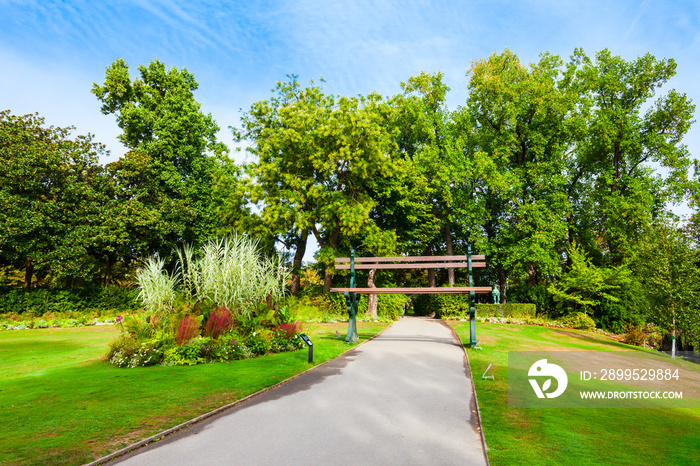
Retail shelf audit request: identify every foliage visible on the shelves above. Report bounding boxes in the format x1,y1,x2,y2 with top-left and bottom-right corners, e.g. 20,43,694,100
358,293,408,321
567,49,696,265
476,303,537,319
176,315,202,345
231,75,400,293
548,242,628,312
0,286,139,316
204,306,233,339
278,321,302,339
464,50,574,296
623,323,663,349
630,221,700,349
135,235,288,320
109,236,295,366
92,58,233,248
560,311,596,331
134,256,179,315
413,294,536,320
0,110,109,287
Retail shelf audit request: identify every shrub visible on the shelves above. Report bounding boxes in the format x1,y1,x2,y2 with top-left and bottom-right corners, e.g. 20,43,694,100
245,329,273,355
271,324,305,353
163,337,208,366
477,303,536,319
411,294,536,320
359,294,408,321
561,312,596,331
228,337,254,360
174,235,289,318
278,321,301,339
122,313,154,341
276,305,291,324
204,306,233,339
176,315,201,345
0,286,139,316
108,336,164,368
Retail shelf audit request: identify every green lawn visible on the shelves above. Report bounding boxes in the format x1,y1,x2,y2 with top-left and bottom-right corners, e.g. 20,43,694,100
0,322,388,465
450,322,700,466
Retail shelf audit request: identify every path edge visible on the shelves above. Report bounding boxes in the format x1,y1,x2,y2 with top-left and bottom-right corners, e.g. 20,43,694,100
445,319,490,466
85,321,394,466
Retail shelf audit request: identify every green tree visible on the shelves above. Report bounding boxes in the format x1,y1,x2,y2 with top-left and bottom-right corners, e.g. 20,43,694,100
96,151,191,283
631,221,700,357
92,58,231,248
233,76,398,294
567,49,696,265
464,50,576,300
392,72,464,286
0,111,107,287
547,242,633,321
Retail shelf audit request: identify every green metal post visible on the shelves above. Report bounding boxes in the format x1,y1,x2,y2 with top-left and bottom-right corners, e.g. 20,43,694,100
345,249,359,343
468,246,477,347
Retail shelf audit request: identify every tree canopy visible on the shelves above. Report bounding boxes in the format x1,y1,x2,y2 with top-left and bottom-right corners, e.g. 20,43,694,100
2,48,698,347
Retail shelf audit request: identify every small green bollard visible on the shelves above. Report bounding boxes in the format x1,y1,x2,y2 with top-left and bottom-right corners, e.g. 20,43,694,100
468,246,477,347
345,249,360,343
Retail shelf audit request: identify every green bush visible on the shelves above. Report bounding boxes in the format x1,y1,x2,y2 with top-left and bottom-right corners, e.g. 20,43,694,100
245,330,273,356
0,286,139,316
561,312,596,331
477,303,536,319
412,294,536,320
358,294,408,321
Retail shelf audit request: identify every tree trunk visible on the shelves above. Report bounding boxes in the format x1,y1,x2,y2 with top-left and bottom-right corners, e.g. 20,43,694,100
105,253,114,286
322,225,341,294
498,266,507,304
425,248,436,288
290,231,309,296
445,221,455,286
367,268,378,318
671,314,677,359
23,257,34,289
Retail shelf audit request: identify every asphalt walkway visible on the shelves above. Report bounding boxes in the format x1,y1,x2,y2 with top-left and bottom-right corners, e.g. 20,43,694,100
112,317,487,465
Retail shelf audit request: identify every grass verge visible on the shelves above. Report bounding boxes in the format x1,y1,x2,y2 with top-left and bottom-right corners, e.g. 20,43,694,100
450,322,700,466
0,322,388,465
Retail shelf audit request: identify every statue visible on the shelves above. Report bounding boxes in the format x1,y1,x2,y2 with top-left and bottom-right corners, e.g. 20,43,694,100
491,285,501,304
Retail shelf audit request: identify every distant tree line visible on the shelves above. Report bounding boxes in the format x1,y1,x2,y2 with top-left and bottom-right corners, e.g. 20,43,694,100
1,49,699,346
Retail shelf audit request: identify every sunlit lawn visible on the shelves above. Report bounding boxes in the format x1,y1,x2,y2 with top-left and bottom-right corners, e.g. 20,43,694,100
0,322,388,465
450,322,700,466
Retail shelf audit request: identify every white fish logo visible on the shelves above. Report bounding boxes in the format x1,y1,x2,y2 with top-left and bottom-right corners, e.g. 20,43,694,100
528,359,568,399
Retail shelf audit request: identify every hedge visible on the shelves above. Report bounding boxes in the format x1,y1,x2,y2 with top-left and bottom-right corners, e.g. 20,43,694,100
0,286,140,316
412,294,536,320
359,293,409,321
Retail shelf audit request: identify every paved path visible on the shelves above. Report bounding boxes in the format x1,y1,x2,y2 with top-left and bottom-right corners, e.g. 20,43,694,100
113,318,487,465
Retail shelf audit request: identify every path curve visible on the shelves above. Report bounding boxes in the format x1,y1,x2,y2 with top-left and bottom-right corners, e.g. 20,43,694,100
112,317,487,465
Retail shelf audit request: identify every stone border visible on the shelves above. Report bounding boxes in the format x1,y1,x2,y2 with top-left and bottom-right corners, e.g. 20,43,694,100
446,320,490,466
85,322,393,465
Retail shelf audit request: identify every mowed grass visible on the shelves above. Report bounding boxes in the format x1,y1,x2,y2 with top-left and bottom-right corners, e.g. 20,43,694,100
450,322,700,466
0,322,388,465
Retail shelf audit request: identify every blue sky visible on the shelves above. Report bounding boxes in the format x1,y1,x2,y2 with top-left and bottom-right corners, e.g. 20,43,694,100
1,0,699,257
2,0,698,160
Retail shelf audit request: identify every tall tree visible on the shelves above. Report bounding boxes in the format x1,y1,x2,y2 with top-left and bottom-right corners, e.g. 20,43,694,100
464,50,576,300
233,76,398,294
92,58,231,248
567,49,696,265
631,221,700,357
394,72,462,286
0,111,107,287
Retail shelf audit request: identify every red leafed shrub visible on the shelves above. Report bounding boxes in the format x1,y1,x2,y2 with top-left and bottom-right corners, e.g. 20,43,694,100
278,321,301,340
176,315,201,345
204,306,233,339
